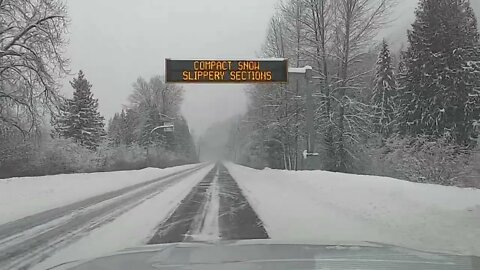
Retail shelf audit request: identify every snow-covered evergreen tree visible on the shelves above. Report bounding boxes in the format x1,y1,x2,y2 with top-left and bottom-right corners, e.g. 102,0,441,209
372,40,397,137
55,71,106,150
123,109,138,145
173,116,197,161
397,0,480,145
107,112,123,146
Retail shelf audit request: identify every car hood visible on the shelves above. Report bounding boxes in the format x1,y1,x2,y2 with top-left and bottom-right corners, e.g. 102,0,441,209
52,239,479,270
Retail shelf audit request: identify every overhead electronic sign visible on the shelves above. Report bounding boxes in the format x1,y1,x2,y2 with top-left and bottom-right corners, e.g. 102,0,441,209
165,59,288,83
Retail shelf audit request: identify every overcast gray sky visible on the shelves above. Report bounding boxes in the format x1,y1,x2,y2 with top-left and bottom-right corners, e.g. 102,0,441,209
63,0,278,136
63,0,479,137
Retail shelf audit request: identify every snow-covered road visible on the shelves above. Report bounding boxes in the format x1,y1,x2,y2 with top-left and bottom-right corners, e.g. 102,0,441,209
0,164,213,270
0,164,201,225
31,164,217,270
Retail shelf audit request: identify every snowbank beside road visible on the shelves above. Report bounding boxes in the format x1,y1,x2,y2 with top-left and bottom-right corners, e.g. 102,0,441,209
0,164,200,224
225,163,480,256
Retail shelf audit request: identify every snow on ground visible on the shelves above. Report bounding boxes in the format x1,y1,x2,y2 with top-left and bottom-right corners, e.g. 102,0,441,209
31,164,215,270
225,162,480,256
0,164,200,224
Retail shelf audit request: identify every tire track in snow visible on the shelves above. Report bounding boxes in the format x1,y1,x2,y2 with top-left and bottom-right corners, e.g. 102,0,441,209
0,165,204,242
0,165,207,270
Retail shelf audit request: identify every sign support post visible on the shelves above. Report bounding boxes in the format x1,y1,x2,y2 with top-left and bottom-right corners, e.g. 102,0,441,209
304,67,319,170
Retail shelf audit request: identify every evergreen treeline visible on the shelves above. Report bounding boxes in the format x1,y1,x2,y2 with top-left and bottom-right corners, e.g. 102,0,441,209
229,0,480,187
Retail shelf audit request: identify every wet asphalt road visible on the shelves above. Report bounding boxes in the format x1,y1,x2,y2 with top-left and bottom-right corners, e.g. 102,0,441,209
217,163,269,240
147,166,217,244
147,163,269,244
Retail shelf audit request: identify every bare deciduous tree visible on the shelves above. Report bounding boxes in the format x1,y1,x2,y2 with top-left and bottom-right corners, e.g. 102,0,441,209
241,0,394,171
0,0,69,134
129,75,184,119
302,0,336,169
331,0,394,171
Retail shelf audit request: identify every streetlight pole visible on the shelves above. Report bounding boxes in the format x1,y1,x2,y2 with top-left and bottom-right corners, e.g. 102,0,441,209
147,124,175,165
